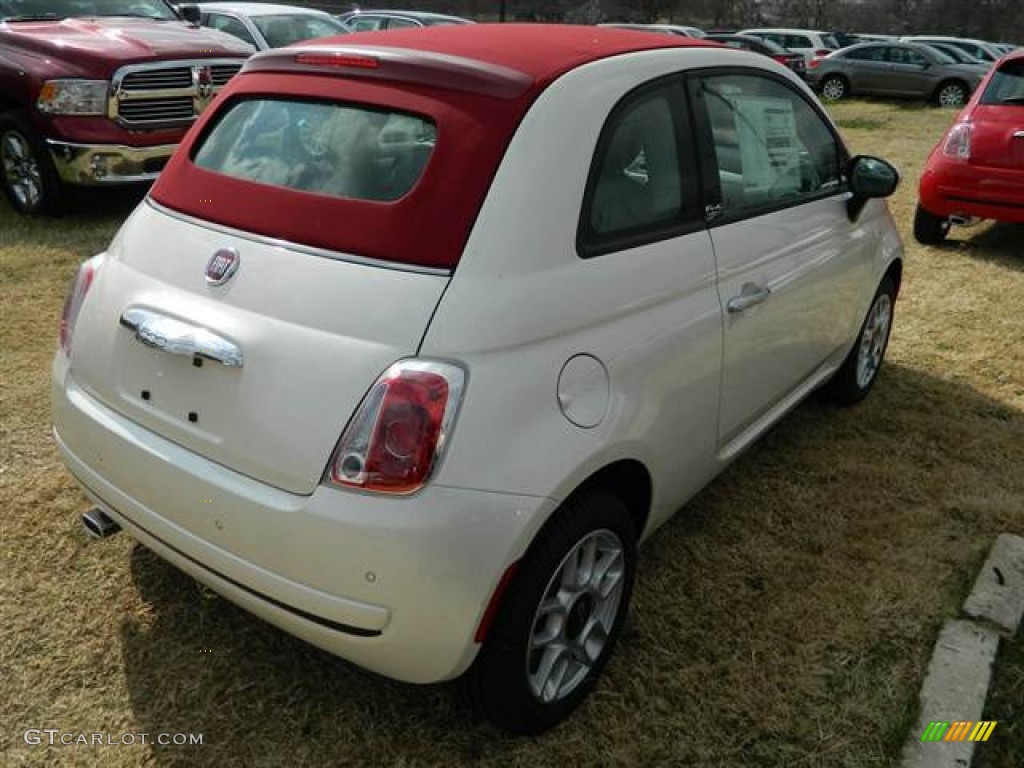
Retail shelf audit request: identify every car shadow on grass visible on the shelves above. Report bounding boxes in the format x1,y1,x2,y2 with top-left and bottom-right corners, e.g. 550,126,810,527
116,362,1024,768
933,222,1024,272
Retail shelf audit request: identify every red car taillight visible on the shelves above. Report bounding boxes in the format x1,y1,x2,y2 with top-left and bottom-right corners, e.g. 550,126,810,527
942,122,973,159
325,360,466,495
809,49,833,68
59,255,103,357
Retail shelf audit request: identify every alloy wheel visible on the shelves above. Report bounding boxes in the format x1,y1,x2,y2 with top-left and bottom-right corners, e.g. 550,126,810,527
821,78,846,101
856,293,893,389
938,84,967,107
525,529,625,704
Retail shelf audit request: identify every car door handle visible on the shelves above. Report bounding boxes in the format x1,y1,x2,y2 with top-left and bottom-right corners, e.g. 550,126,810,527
120,308,244,368
726,283,771,313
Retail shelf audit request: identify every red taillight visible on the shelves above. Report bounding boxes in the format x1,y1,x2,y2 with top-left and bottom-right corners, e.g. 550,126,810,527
325,360,465,495
815,49,833,58
59,256,102,357
295,53,380,69
772,54,790,64
942,122,973,159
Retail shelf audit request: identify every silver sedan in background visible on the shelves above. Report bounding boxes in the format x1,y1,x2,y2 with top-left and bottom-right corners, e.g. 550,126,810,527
808,41,985,106
198,2,348,50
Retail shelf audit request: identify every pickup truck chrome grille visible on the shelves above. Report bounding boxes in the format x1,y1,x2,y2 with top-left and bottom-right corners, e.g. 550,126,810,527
110,60,244,127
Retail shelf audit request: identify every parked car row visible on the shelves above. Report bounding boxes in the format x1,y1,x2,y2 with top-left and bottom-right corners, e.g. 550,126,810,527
594,24,1018,106
807,41,986,106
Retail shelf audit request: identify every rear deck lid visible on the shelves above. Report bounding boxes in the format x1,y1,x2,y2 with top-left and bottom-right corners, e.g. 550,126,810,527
70,200,450,495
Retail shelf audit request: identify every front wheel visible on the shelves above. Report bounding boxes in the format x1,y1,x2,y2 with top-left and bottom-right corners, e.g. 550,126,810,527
913,203,951,245
825,276,896,406
463,489,636,734
0,111,64,214
820,75,848,101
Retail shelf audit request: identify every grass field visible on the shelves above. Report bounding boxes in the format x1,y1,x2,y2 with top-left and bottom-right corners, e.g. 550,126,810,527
2,100,1022,767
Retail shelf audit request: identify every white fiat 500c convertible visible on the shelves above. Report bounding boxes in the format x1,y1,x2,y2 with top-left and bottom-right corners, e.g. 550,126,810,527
53,24,903,734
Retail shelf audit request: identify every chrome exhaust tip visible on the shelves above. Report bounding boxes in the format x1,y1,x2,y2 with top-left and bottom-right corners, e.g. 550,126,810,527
949,214,981,227
82,507,121,539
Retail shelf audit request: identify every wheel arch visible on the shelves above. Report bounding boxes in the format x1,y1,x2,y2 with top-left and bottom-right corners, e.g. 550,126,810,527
562,459,652,541
884,257,903,298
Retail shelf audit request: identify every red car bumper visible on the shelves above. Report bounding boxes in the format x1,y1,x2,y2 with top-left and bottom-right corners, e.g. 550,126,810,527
919,157,1024,224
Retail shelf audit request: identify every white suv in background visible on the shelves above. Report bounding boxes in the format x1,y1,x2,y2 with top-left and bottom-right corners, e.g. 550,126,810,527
738,27,841,65
53,25,903,734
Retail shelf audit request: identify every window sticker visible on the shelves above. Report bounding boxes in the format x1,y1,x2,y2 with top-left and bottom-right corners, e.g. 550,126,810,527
731,96,803,198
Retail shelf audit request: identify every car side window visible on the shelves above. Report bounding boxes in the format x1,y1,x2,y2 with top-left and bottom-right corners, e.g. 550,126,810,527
787,35,811,49
845,46,882,61
698,73,843,218
206,13,257,47
578,80,700,256
385,16,419,29
349,16,385,31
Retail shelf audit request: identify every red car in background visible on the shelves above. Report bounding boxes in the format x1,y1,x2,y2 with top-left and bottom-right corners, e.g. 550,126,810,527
915,50,1024,243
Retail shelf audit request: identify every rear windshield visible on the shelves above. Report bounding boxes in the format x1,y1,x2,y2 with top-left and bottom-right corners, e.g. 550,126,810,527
980,59,1024,105
193,98,436,202
821,34,840,49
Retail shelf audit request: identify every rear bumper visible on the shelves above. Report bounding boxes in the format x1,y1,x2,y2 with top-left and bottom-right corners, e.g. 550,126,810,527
47,140,175,185
919,162,1024,224
52,354,550,683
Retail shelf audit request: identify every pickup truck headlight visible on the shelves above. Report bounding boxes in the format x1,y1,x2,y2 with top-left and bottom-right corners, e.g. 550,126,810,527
37,80,109,116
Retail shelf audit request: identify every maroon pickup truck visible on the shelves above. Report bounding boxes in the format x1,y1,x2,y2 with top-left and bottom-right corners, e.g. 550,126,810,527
0,0,253,213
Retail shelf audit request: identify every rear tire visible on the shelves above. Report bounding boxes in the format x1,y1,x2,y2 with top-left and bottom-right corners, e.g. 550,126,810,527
0,110,64,215
935,80,969,108
819,75,848,101
463,489,636,734
825,276,896,406
913,203,951,245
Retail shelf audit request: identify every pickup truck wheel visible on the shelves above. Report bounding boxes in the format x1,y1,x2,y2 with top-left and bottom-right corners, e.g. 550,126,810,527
0,111,63,214
825,276,896,406
463,489,636,734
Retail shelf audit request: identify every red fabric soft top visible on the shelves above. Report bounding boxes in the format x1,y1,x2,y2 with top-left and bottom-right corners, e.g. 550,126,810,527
149,25,715,270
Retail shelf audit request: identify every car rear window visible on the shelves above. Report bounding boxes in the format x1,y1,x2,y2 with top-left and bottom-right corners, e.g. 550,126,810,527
193,98,436,202
980,59,1024,104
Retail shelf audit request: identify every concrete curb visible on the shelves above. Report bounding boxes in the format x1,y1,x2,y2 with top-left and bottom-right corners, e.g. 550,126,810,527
900,533,1024,768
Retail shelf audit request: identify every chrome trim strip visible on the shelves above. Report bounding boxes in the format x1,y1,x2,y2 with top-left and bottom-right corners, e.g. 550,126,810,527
120,307,244,368
145,198,454,278
1013,130,1024,139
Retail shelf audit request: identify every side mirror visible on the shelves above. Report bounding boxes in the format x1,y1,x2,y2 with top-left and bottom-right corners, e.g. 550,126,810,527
845,155,900,221
179,4,201,24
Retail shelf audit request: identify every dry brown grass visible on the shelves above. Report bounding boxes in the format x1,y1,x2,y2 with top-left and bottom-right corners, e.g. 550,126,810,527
2,102,1023,768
